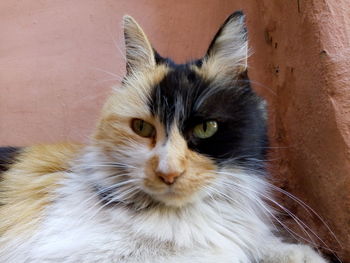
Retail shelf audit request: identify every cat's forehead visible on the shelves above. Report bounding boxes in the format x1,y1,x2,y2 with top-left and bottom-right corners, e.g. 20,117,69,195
154,62,204,94
150,62,206,124
148,61,248,132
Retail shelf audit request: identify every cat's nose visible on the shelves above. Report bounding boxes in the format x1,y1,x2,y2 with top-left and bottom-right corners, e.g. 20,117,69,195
156,170,184,185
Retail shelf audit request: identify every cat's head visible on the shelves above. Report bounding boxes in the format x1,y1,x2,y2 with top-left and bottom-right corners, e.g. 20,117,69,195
90,12,267,208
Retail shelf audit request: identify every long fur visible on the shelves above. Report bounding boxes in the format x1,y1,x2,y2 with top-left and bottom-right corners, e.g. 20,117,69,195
0,12,328,263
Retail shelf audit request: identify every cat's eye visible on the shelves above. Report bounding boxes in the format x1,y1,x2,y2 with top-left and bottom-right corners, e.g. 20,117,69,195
131,119,156,138
193,121,218,139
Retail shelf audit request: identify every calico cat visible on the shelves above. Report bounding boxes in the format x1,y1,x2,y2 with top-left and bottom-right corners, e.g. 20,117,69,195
0,11,328,262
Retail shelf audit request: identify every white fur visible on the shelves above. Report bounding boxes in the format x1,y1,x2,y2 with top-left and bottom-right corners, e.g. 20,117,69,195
0,13,328,263
0,151,327,262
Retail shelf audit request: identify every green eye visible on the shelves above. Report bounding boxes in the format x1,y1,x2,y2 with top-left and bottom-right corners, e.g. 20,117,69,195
131,119,155,138
193,121,218,139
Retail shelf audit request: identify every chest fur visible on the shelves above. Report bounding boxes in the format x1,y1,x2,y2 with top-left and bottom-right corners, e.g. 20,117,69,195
1,176,267,262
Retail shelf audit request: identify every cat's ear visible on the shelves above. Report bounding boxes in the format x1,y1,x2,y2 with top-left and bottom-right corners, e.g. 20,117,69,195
123,15,156,74
203,11,248,77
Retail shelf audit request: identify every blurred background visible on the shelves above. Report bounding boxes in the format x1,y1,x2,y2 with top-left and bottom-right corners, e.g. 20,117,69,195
0,0,349,261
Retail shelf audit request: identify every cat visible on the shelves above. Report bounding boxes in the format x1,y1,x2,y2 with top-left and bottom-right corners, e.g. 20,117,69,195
0,11,328,262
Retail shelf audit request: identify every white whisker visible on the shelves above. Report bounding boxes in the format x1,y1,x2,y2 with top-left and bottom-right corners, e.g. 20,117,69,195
215,170,338,254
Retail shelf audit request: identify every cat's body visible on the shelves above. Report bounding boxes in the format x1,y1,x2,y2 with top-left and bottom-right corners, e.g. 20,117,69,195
0,12,327,262
0,145,323,263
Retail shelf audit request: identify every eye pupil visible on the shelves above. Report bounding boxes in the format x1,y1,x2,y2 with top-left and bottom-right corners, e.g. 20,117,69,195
203,122,207,132
139,120,144,131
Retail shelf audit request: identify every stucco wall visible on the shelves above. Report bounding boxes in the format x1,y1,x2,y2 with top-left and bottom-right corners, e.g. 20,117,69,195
252,1,350,260
0,0,348,260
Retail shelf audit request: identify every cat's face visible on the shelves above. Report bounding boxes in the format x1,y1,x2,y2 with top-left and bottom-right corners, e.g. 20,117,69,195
91,12,267,208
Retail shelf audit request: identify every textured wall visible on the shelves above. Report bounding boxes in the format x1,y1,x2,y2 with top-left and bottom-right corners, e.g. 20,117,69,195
252,1,350,260
0,0,348,260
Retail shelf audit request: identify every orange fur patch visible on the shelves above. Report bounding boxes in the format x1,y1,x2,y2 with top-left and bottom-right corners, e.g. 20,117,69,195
93,65,169,152
143,124,217,206
0,143,82,238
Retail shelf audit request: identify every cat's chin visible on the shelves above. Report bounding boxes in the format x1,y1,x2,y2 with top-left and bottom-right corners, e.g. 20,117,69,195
145,189,201,208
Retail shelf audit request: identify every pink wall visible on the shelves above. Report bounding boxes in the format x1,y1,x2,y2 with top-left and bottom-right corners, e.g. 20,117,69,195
0,0,348,260
0,0,249,145
255,1,350,260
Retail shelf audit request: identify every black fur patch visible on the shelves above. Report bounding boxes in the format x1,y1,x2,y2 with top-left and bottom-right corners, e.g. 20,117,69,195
0,147,21,173
149,61,267,169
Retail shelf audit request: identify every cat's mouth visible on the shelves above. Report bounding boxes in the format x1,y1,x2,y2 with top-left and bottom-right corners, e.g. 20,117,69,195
92,167,210,209
139,168,215,207
93,178,197,209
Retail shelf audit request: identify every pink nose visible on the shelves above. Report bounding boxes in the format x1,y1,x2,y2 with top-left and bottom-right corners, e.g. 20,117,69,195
156,171,183,185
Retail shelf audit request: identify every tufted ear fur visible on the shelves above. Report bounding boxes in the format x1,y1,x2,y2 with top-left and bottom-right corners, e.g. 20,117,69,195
123,15,156,74
203,11,248,78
